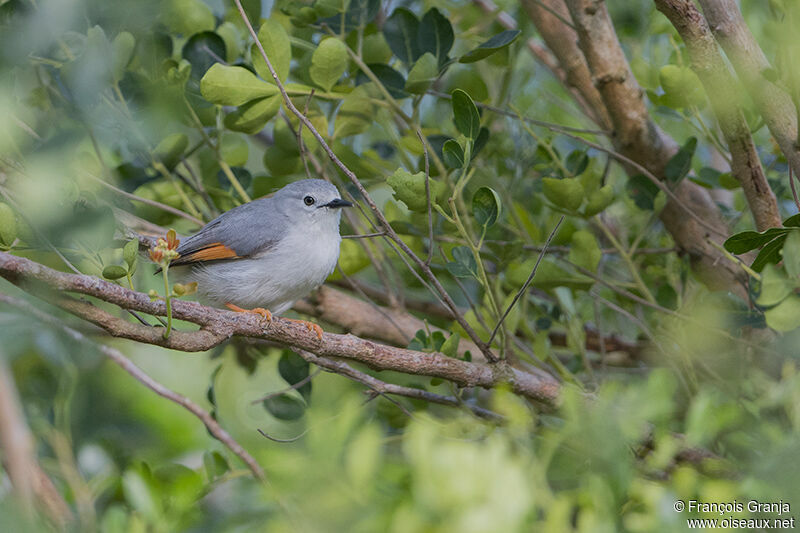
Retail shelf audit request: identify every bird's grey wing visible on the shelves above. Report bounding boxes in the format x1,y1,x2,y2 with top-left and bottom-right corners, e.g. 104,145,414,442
170,197,288,267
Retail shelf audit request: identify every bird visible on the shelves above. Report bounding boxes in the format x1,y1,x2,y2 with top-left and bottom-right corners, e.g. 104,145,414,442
163,179,352,338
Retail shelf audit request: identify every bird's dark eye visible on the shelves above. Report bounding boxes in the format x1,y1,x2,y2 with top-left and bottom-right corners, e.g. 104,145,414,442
304,196,315,206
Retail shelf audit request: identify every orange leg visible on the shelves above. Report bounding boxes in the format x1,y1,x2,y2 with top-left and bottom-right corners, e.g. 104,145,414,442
283,317,324,340
225,302,272,322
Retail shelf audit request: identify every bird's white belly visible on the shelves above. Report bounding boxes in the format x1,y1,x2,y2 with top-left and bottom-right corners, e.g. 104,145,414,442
186,230,341,315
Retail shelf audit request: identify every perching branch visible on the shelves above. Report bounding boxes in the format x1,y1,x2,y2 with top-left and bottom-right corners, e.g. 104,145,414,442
0,252,560,404
0,293,266,481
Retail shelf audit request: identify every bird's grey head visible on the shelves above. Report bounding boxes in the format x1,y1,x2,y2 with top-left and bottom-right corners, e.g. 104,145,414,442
275,179,352,227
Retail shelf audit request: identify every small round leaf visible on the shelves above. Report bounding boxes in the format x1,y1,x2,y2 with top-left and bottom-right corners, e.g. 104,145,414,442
472,186,501,227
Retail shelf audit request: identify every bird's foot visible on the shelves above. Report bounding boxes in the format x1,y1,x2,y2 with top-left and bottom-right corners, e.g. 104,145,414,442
225,303,272,322
284,318,324,340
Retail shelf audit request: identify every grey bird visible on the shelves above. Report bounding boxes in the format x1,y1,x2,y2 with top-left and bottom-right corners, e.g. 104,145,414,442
167,179,352,336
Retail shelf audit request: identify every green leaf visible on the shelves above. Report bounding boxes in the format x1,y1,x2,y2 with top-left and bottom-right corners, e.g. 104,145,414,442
252,19,292,84
223,95,282,134
334,86,374,138
723,227,789,254
584,184,614,216
123,239,139,271
278,351,312,401
664,137,697,183
182,31,226,80
755,264,794,307
263,393,306,420
656,284,678,310
751,234,788,272
442,139,464,169
418,7,454,67
203,451,229,480
0,203,17,246
446,246,478,278
153,133,189,170
565,150,589,176
383,8,420,64
784,214,800,227
568,230,601,272
162,0,215,35
658,65,705,108
111,31,135,81
387,168,444,212
405,52,438,94
440,332,460,358
542,177,584,212
451,89,480,140
103,265,128,280
220,133,249,167
459,30,520,64
764,294,800,332
362,64,407,99
472,186,502,227
626,174,660,210
472,127,489,159
310,37,348,91
216,22,242,62
783,230,800,279
200,64,277,106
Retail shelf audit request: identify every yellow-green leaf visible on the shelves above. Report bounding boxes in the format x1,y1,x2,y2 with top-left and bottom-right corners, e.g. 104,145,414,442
200,64,278,106
542,177,584,212
310,37,348,92
224,94,282,134
252,19,292,84
405,52,438,94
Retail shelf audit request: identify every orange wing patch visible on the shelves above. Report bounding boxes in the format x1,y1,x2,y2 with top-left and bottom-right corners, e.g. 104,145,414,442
180,243,239,263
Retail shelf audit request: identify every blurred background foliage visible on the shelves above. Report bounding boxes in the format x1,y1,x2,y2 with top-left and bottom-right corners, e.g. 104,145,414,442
1,0,799,531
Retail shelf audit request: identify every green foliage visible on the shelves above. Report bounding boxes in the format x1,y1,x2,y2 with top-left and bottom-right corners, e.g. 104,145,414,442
471,186,501,227
451,89,481,140
310,37,348,91
3,0,800,530
459,30,521,64
387,168,444,212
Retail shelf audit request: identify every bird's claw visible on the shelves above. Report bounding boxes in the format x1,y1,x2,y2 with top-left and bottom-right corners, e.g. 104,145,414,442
285,318,324,340
225,303,272,322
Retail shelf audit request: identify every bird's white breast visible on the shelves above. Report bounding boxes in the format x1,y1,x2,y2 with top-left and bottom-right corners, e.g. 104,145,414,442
188,221,341,315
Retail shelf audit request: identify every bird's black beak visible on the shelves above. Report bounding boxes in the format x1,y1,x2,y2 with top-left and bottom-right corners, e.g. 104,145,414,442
323,198,353,209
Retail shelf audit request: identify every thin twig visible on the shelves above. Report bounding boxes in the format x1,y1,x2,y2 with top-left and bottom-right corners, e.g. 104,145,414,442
251,368,322,404
341,232,387,239
257,428,309,443
489,216,563,344
417,130,435,266
85,172,204,226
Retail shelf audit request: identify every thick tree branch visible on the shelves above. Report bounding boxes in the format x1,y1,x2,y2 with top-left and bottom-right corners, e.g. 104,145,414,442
0,252,560,404
0,293,266,481
475,0,610,128
529,0,744,294
520,0,612,130
654,0,781,231
697,0,800,180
